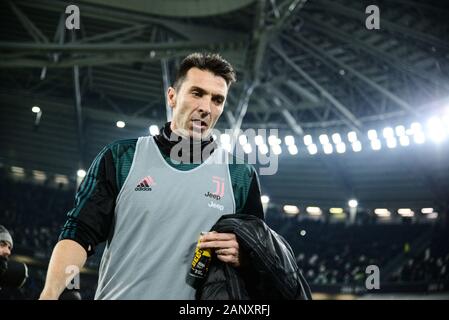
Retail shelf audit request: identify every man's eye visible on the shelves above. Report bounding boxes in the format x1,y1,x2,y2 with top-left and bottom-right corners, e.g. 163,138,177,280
192,91,202,97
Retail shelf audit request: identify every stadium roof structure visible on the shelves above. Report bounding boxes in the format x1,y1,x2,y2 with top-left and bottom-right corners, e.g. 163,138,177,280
1,0,448,211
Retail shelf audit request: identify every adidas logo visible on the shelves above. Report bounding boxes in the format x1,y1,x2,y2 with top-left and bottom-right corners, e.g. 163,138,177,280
135,176,156,191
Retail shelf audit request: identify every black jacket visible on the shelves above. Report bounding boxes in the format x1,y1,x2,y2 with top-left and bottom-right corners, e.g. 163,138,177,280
195,214,312,300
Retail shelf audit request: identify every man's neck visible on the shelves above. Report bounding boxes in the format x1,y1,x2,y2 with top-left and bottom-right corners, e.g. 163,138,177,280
154,122,216,163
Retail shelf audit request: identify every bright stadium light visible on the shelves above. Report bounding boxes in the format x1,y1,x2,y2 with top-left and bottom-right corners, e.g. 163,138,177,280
283,205,300,215
421,208,434,214
347,131,358,143
398,208,414,217
348,199,358,208
222,143,232,152
149,125,159,136
330,208,344,214
374,208,391,218
303,135,313,146
239,135,248,145
32,106,41,113
399,135,410,146
255,135,264,145
268,135,280,146
306,206,322,216
371,139,381,150
383,127,394,139
352,141,362,152
367,129,378,140
285,135,295,146
386,137,397,149
427,117,446,143
323,144,333,154
243,143,252,154
331,133,342,144
259,144,269,155
77,169,86,178
307,144,318,155
116,121,125,128
336,143,346,154
272,144,282,155
220,133,231,145
261,195,270,204
413,132,426,144
319,134,330,145
288,145,298,155
395,125,406,136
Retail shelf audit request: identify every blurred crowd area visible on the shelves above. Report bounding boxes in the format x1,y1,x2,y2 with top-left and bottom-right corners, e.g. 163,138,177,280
1,167,448,299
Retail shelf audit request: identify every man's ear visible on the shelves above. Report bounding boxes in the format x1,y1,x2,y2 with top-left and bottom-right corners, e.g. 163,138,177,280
167,87,176,108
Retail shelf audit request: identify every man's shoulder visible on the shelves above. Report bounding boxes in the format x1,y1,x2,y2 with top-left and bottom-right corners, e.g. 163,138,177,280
103,138,138,155
227,153,257,180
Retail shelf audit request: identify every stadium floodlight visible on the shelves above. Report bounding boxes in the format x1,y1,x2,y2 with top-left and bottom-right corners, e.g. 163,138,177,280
352,141,362,152
323,144,333,154
259,144,269,155
386,137,397,149
398,208,414,217
303,135,313,146
307,144,318,155
149,125,159,136
427,212,438,219
116,121,125,128
239,135,248,145
288,145,298,155
383,127,394,139
272,144,282,155
413,132,426,144
77,169,86,178
395,125,406,136
220,133,231,145
336,143,346,154
268,135,280,146
285,135,295,146
243,143,252,154
32,106,41,113
371,139,381,150
399,135,410,146
421,208,434,214
255,135,264,145
347,131,357,143
222,143,232,153
283,205,300,215
331,133,342,144
427,117,446,143
374,208,391,217
348,199,358,208
300,230,306,236
261,195,270,204
319,134,330,145
306,206,322,216
330,208,344,214
367,129,378,140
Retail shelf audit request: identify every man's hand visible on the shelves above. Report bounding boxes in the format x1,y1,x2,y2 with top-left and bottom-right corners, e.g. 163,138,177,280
198,231,241,267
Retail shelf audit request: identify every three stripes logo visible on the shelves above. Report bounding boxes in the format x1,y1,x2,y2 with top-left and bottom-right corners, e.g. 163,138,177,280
135,176,156,191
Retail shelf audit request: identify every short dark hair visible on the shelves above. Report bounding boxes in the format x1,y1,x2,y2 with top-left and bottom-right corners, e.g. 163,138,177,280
173,52,236,90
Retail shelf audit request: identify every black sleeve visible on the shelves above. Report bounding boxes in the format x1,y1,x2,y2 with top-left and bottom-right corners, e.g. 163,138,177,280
242,170,265,220
58,147,117,256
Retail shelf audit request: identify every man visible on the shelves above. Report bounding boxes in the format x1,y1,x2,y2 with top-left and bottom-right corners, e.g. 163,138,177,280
40,53,264,299
0,225,13,271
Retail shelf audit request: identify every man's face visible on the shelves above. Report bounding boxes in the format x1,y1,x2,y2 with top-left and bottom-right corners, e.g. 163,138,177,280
0,241,11,258
168,68,228,140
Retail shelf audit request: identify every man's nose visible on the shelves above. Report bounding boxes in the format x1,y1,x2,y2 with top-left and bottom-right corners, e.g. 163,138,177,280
198,101,211,115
